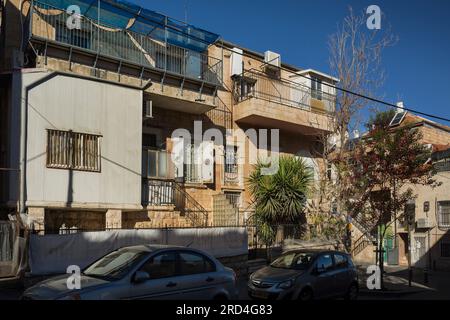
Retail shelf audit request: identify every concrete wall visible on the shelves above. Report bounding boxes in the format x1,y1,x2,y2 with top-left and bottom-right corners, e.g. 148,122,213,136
10,70,143,210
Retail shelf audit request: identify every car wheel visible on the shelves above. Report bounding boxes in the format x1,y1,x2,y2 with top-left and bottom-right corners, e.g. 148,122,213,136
345,283,358,300
298,288,313,301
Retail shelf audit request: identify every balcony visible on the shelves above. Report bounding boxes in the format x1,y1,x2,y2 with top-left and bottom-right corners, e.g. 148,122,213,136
28,0,223,111
233,70,335,134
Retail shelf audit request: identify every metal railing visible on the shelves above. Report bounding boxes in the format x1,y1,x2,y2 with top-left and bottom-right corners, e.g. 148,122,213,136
234,69,336,115
30,1,223,86
173,181,209,227
142,179,175,206
141,178,208,227
434,159,450,173
351,234,373,256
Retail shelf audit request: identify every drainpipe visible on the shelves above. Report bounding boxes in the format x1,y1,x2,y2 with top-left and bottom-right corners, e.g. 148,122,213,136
19,70,152,217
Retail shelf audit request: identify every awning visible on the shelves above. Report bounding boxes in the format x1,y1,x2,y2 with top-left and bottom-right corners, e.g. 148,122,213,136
35,0,220,52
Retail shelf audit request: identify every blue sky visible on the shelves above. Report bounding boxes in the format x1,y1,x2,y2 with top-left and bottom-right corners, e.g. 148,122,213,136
130,0,450,125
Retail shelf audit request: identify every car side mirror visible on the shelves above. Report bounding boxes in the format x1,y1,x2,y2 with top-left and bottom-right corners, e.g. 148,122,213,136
133,271,150,284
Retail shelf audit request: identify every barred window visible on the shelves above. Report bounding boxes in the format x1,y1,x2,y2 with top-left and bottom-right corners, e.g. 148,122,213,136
438,201,450,229
441,242,450,258
47,129,101,172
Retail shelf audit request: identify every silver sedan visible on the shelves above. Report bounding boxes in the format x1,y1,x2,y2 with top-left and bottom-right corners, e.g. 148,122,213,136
22,245,238,300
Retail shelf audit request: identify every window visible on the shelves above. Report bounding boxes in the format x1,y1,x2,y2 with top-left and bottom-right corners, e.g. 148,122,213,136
83,248,147,281
316,254,333,271
441,243,450,258
142,133,157,149
144,149,170,178
225,146,238,174
178,251,215,276
47,129,101,172
184,143,202,183
334,254,348,269
224,191,241,208
140,252,177,279
270,252,315,270
235,77,256,100
311,77,322,100
438,201,450,228
224,145,239,184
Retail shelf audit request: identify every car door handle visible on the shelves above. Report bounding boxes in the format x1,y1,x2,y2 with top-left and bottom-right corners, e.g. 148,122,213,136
206,277,214,282
166,282,177,288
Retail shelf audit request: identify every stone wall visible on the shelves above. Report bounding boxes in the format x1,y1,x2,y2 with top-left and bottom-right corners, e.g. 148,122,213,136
44,209,106,232
123,208,193,229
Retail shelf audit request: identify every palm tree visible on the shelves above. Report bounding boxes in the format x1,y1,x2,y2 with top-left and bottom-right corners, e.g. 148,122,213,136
247,155,314,250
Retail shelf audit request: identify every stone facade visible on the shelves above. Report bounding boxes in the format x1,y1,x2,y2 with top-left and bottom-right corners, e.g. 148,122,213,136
0,0,334,234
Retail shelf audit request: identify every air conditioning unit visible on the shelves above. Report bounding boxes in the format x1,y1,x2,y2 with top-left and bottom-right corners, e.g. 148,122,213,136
416,218,432,229
144,100,153,118
264,51,281,68
231,47,243,77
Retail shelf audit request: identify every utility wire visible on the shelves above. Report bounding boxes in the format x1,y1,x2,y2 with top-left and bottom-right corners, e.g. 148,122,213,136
220,44,450,124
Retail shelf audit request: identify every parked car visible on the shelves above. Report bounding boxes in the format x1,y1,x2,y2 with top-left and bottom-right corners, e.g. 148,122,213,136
22,245,238,300
248,250,358,300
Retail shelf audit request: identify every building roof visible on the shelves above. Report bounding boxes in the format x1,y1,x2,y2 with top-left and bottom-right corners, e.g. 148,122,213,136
221,40,339,81
400,112,450,133
294,69,340,83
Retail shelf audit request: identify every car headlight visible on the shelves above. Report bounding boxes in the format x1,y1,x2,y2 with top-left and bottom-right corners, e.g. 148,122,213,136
277,279,294,289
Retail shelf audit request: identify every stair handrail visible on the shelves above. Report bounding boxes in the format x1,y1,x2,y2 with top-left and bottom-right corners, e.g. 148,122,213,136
173,181,209,227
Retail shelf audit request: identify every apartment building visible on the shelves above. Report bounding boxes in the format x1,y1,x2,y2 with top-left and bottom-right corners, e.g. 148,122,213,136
352,110,450,270
0,0,337,233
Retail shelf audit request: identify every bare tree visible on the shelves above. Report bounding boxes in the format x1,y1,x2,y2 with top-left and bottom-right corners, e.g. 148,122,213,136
306,7,396,245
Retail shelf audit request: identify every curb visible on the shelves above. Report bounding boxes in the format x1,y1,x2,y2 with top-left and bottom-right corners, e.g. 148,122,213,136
359,288,427,297
0,276,23,289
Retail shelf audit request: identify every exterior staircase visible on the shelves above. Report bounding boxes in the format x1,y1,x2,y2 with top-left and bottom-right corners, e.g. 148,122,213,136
212,194,240,226
173,181,209,227
142,179,209,227
351,212,378,257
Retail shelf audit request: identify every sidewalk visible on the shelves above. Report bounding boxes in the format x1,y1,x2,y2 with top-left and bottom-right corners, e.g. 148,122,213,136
0,277,23,300
357,264,450,299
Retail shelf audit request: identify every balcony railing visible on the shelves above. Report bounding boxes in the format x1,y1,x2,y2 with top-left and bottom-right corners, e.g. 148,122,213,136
142,178,208,226
29,1,223,86
234,70,336,115
142,179,175,206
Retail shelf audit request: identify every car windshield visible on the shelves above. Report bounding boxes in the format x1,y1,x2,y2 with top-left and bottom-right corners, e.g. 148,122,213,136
271,252,315,270
83,248,148,281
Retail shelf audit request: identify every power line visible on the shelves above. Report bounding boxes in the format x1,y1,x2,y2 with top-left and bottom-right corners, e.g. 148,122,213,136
220,44,450,124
